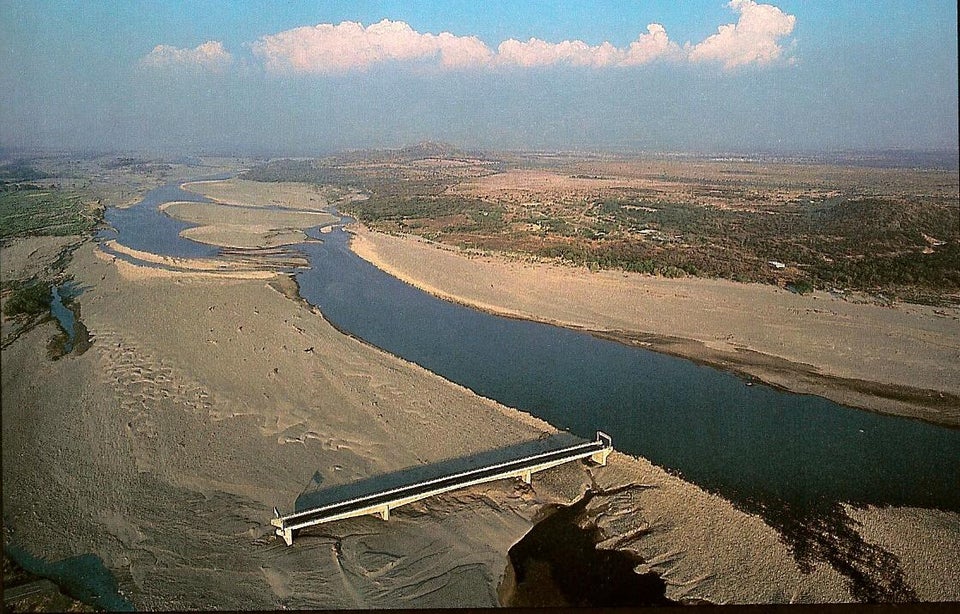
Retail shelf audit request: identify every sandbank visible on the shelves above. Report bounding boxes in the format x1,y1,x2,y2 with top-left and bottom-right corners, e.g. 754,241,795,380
180,225,310,249
160,201,335,229
158,180,342,250
183,178,340,213
97,240,304,279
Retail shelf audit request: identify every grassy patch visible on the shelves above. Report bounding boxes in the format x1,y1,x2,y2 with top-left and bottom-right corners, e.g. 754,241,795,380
0,160,51,183
0,186,98,239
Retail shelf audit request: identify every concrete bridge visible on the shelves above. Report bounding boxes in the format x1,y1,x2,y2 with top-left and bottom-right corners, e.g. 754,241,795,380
271,431,613,546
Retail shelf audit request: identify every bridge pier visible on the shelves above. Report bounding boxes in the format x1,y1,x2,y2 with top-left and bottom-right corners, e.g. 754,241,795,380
520,470,532,484
277,527,294,546
378,505,390,521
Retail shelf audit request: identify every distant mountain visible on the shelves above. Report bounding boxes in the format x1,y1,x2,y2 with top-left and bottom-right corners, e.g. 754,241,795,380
396,141,464,159
327,141,489,165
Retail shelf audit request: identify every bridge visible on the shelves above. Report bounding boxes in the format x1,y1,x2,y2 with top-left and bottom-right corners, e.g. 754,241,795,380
271,431,613,546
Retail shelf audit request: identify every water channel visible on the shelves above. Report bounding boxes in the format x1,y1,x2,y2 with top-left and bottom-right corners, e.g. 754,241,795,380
107,179,960,532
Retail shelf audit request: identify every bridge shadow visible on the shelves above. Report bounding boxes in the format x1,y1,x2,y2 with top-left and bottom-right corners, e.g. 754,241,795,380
294,432,588,513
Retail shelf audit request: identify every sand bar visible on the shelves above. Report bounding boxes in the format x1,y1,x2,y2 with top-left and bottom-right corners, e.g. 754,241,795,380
179,224,311,249
183,178,341,213
160,180,342,250
160,201,335,231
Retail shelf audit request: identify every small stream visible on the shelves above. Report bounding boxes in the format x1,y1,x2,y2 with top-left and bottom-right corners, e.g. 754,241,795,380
48,282,89,356
3,543,134,611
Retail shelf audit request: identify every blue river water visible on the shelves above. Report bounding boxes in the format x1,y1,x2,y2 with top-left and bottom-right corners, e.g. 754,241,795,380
99,176,228,258
4,544,134,611
106,180,960,524
296,225,960,515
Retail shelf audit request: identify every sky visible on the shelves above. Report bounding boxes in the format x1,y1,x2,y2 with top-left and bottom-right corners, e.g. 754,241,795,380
1,1,957,155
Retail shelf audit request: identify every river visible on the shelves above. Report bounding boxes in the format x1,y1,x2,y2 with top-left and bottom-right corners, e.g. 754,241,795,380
107,178,960,540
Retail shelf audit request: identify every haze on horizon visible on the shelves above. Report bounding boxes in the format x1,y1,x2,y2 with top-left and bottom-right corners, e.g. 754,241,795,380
1,1,957,156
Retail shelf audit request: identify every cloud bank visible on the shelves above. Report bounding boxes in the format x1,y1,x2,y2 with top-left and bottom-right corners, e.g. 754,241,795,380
495,24,682,68
143,1,795,74
140,40,233,73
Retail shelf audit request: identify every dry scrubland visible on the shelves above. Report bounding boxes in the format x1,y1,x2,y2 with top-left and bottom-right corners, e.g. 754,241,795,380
2,153,959,608
246,145,959,306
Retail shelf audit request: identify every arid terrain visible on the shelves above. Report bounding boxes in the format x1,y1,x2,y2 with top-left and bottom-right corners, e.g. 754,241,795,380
2,151,959,609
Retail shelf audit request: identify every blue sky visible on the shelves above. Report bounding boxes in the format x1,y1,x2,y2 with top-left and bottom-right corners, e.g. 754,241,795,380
1,1,957,154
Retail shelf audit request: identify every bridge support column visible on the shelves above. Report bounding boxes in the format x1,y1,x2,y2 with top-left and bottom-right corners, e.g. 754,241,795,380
590,448,611,466
378,505,390,521
520,470,532,484
276,527,294,546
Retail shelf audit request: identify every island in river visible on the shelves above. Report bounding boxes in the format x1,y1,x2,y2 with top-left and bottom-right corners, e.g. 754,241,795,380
1,151,958,609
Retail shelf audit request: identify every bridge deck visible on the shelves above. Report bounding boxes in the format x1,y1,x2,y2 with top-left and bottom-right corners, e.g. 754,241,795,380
272,431,613,545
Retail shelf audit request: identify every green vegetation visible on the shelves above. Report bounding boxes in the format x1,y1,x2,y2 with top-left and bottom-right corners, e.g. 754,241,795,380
0,186,98,239
102,157,172,173
2,280,52,318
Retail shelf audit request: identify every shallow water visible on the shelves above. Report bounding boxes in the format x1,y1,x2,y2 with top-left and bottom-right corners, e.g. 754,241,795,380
49,285,76,353
99,176,228,259
4,544,135,611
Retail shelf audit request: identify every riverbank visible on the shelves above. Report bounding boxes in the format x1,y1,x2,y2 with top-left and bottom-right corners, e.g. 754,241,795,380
349,226,960,428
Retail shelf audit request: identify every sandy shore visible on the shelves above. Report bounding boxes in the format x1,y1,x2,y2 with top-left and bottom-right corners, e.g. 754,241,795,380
4,179,957,607
350,227,960,428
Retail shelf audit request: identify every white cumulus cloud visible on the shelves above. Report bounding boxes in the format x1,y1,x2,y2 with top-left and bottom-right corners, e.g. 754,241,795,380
250,19,493,73
140,3,798,75
252,19,682,72
688,0,796,69
622,24,684,66
139,40,233,73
